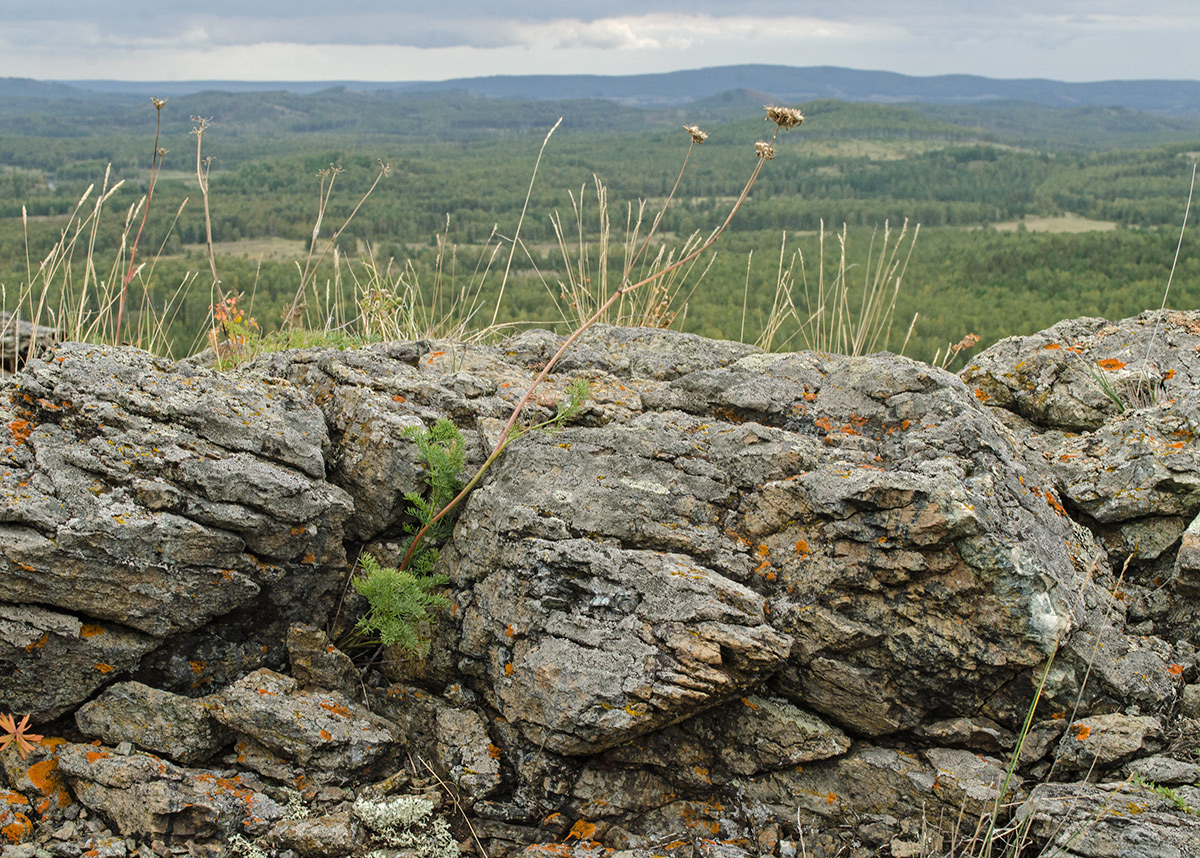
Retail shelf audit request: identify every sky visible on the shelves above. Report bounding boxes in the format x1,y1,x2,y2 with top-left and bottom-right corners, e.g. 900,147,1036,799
3,1,1199,84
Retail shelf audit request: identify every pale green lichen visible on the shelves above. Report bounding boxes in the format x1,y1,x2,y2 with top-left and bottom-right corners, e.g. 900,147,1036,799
352,794,459,858
227,833,269,858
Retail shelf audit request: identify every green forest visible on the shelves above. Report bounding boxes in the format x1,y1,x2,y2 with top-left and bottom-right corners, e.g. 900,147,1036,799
0,86,1197,365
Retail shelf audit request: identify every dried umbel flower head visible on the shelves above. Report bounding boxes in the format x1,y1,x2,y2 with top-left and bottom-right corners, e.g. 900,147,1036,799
682,124,709,144
151,97,167,111
764,104,805,131
755,141,776,160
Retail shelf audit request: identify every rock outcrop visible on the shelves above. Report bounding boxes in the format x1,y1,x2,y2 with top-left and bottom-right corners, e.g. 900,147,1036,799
1,313,1198,858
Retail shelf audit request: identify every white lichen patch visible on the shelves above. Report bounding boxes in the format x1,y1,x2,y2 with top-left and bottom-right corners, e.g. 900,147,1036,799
352,794,459,858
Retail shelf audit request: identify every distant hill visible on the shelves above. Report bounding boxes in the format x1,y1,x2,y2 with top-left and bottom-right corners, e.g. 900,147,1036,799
19,64,1200,116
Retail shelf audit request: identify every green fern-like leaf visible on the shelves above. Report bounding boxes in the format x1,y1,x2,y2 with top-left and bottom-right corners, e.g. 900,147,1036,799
352,553,449,652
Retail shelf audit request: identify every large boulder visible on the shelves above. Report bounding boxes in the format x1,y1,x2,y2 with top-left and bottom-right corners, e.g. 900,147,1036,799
0,343,352,717
451,347,1106,743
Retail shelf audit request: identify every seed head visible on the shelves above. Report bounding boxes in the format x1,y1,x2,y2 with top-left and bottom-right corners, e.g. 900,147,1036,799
151,97,167,111
682,124,708,144
755,141,776,160
764,105,805,131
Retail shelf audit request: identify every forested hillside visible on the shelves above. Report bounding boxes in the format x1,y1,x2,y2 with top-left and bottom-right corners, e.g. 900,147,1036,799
0,85,1196,363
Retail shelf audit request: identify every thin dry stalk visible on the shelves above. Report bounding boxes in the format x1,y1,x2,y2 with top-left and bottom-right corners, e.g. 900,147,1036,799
794,220,919,356
117,96,167,344
418,756,490,858
285,159,390,328
1135,161,1195,397
191,115,223,303
490,117,562,327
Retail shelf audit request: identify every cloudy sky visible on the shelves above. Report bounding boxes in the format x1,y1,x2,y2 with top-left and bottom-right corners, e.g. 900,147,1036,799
4,1,1198,83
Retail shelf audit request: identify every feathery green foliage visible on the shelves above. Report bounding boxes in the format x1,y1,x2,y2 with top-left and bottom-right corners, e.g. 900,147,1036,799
400,418,466,570
350,419,463,651
350,553,448,652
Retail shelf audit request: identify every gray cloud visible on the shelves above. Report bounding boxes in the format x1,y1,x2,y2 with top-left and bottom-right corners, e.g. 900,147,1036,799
2,2,1197,81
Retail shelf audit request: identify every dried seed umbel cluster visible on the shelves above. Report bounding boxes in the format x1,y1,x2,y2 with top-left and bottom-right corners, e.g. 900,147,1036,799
755,141,776,160
682,124,709,144
765,104,805,130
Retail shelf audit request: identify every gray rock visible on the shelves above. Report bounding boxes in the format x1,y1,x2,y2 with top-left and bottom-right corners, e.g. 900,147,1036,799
207,668,398,784
1053,626,1184,715
0,604,157,722
1046,399,1200,560
458,534,792,755
264,811,361,858
1055,713,1164,772
433,707,502,800
74,682,231,766
602,694,850,787
286,623,363,702
55,742,284,839
246,343,492,543
921,747,1015,818
1016,780,1200,858
452,347,1101,742
1176,511,1200,594
1124,755,1200,786
962,310,1200,432
911,716,1015,753
0,343,352,710
739,745,939,826
0,311,57,374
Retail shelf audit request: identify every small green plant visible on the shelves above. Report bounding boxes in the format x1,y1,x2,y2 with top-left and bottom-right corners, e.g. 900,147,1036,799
1132,774,1198,815
349,418,465,652
400,418,467,572
351,552,449,652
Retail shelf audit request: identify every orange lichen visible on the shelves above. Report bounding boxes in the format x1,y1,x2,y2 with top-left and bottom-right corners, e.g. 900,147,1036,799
504,663,514,677
319,730,332,742
6,420,32,445
794,539,810,555
79,625,104,638
1096,358,1126,371
2,815,32,845
1075,725,1091,741
189,660,207,674
93,663,114,673
1168,664,1184,676
487,743,502,760
1044,343,1062,351
317,700,351,717
564,819,596,842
